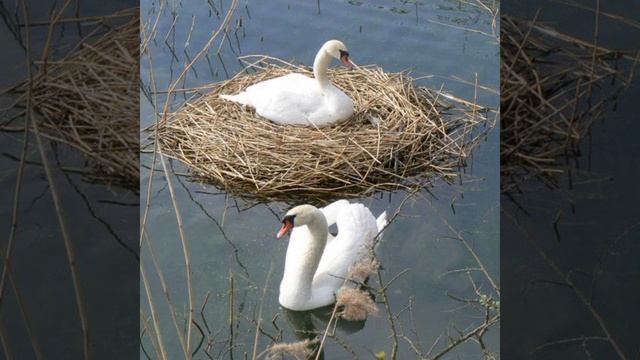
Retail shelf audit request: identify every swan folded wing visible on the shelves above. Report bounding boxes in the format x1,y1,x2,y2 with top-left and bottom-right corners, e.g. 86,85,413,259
238,74,325,125
335,203,379,247
321,200,350,228
313,203,378,289
222,73,353,126
321,200,350,244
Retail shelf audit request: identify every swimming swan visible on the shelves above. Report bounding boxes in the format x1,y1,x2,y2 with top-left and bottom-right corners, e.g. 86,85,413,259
276,200,387,311
220,40,355,127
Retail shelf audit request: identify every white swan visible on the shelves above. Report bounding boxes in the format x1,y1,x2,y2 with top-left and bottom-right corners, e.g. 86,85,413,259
220,40,355,127
276,200,387,311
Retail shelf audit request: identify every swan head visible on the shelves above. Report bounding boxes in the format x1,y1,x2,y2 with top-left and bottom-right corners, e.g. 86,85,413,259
322,40,353,68
276,204,320,238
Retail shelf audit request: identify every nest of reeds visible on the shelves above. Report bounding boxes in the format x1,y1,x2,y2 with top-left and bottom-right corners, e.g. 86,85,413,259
5,8,139,191
501,15,634,192
154,57,489,202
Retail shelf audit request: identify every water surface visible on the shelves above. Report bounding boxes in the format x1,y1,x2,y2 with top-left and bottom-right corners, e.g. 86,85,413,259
0,1,139,358
502,1,640,358
140,0,499,358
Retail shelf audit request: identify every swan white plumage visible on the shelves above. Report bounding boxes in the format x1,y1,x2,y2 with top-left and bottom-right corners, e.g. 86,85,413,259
219,40,355,127
276,200,387,311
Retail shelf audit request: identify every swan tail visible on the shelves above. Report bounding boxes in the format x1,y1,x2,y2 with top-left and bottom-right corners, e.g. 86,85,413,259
376,211,388,234
219,92,251,106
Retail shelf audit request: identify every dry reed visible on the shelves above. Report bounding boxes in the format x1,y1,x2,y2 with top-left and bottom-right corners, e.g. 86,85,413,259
347,258,380,283
6,8,139,191
266,339,318,360
336,288,378,321
152,56,489,203
501,15,634,192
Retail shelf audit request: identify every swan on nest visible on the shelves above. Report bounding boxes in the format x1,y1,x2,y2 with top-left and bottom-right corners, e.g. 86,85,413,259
220,40,355,127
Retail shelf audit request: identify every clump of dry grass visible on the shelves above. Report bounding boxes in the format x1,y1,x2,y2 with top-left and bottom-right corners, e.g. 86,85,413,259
336,287,378,321
266,339,318,360
348,258,379,283
501,15,634,192
6,8,139,191
152,56,489,203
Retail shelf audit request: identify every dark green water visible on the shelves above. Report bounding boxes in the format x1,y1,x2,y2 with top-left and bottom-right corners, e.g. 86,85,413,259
502,1,640,358
0,1,139,358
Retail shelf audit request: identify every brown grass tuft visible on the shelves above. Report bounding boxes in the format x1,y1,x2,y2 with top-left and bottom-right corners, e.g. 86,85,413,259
501,15,634,192
336,287,378,321
348,258,379,283
266,339,318,360
5,8,139,191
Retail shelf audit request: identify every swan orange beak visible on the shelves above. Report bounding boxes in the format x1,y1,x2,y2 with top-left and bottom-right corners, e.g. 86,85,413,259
277,218,294,239
340,54,354,68
339,49,353,69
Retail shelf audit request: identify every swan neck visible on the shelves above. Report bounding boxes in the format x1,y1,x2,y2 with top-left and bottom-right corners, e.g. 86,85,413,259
281,212,328,301
313,48,332,92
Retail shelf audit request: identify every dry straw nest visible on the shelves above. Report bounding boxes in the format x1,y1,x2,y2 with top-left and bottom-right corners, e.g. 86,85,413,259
5,8,139,191
155,57,490,202
501,15,634,192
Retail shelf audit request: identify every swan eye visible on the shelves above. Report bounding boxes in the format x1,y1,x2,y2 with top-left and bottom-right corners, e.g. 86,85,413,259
282,214,296,226
277,214,296,239
339,49,349,58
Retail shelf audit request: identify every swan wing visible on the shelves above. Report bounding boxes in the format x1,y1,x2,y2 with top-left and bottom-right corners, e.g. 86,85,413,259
320,200,350,228
233,74,324,125
221,73,353,126
313,203,378,290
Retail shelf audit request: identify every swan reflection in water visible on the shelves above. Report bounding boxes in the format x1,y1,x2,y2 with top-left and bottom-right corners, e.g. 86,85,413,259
282,305,367,360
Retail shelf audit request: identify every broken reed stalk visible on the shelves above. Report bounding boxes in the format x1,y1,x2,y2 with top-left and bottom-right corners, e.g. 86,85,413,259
430,313,500,360
143,231,188,358
6,8,139,191
501,15,634,192
138,2,240,358
0,0,40,356
376,268,399,359
152,56,489,204
159,152,195,356
32,62,93,360
3,1,93,358
140,249,169,360
513,221,628,359
0,315,12,359
251,264,273,360
139,6,172,359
